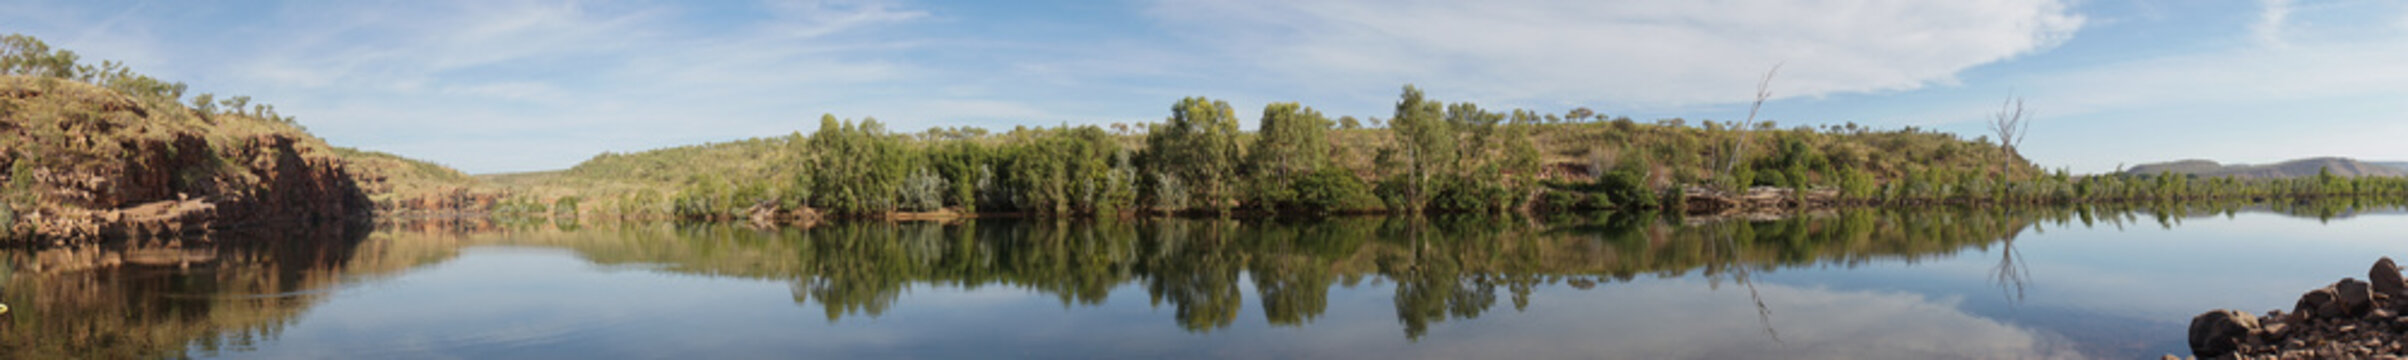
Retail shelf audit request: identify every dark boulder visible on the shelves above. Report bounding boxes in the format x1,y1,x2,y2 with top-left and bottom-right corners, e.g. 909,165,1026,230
2338,278,2375,317
2375,257,2406,298
2190,309,2262,357
2298,286,2340,319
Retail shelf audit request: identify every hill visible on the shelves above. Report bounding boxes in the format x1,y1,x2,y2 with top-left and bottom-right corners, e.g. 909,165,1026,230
2371,161,2408,172
482,97,2044,220
2123,157,2408,179
1,35,373,242
332,147,503,214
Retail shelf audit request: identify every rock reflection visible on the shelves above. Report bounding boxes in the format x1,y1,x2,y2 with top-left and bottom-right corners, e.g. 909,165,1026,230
0,220,374,359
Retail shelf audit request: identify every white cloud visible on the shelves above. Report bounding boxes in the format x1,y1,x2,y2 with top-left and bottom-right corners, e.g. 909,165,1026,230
2255,0,2293,47
1146,0,2084,108
188,0,936,172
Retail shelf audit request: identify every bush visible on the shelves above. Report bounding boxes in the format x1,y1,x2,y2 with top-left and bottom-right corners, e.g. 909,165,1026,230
551,196,580,218
1430,174,1517,213
899,167,949,212
1287,167,1382,213
1596,166,1656,209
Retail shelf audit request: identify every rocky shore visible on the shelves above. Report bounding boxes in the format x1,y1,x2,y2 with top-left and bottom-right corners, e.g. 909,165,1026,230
2184,257,2408,359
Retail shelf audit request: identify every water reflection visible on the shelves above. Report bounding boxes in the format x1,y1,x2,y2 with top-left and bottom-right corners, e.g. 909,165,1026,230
1,197,2404,358
0,220,376,358
461,207,2056,338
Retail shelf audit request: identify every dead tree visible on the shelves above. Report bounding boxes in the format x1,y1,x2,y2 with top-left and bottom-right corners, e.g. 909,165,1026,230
1722,64,1781,192
1988,96,2032,179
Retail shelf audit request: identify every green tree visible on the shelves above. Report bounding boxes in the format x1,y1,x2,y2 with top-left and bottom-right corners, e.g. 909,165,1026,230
1385,85,1455,212
1250,102,1333,182
1144,97,1245,213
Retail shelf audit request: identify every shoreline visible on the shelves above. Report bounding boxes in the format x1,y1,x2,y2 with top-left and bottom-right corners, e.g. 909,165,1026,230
2185,257,2408,359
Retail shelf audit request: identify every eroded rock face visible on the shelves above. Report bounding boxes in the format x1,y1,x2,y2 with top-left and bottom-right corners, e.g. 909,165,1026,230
2190,309,2261,357
1,76,372,244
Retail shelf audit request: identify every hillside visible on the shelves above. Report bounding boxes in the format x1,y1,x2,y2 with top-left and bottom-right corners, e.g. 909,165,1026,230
2123,157,2408,179
2372,161,2408,172
0,69,368,242
480,96,2043,220
332,147,503,214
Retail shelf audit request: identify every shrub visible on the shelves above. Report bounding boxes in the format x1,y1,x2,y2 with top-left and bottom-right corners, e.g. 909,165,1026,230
899,167,949,212
1596,166,1656,209
1287,167,1382,213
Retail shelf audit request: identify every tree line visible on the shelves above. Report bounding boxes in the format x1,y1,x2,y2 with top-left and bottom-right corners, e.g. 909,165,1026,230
658,86,1579,221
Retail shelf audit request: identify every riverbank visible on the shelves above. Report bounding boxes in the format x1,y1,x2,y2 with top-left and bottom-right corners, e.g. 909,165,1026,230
2185,257,2408,359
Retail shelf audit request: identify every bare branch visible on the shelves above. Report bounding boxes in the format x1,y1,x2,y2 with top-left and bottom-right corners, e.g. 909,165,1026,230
1988,94,2033,178
1723,64,1782,187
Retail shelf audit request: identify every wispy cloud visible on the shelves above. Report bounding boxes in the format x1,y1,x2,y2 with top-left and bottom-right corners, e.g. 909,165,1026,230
185,0,936,172
1146,0,2084,109
2254,0,2293,47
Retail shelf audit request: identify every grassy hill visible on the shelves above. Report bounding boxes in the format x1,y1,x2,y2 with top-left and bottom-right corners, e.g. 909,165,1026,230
477,101,2043,219
1,35,372,242
2371,161,2408,172
2124,157,2408,179
331,147,502,214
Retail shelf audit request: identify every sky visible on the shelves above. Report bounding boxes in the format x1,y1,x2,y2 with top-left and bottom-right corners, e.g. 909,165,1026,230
5,0,2408,174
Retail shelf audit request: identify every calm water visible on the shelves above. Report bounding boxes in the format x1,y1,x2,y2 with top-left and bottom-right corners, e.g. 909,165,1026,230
5,200,2408,359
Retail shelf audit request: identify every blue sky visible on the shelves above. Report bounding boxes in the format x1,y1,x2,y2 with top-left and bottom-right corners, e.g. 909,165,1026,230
6,0,2407,174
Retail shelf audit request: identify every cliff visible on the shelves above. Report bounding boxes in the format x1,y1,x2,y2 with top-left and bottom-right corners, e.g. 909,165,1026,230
0,75,370,244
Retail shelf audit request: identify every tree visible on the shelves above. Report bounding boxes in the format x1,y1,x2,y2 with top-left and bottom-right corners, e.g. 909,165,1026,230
1722,65,1780,193
1143,97,1245,213
1386,85,1455,211
221,96,252,116
1988,95,2032,180
1566,107,1595,122
1250,102,1333,181
808,114,912,215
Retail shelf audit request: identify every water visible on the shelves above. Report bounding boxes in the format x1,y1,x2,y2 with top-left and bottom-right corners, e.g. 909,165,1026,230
4,200,2406,359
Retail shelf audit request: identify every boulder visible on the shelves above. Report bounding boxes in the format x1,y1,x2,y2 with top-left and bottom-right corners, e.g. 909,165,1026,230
2376,257,2406,298
2341,278,2376,317
2300,287,2340,319
2191,309,2262,357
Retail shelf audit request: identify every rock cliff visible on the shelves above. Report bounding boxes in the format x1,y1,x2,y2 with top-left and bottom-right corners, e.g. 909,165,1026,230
0,75,369,244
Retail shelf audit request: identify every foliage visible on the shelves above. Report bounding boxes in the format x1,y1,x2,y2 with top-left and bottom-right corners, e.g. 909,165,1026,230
808,115,913,215
1143,97,1245,214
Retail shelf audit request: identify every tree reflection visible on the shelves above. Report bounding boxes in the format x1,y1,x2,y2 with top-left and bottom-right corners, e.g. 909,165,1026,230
13,196,2408,358
0,219,376,359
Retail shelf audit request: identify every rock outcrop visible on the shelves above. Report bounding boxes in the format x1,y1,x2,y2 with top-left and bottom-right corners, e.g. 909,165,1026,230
2185,257,2408,359
0,75,371,244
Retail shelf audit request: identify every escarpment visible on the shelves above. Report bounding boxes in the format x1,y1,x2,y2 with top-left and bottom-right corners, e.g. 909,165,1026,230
0,75,369,244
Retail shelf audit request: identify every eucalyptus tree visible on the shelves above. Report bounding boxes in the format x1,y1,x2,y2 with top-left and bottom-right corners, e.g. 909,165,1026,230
1143,97,1245,213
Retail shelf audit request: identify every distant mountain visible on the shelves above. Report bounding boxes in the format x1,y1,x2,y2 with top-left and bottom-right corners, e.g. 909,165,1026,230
2123,157,2408,179
2372,161,2408,172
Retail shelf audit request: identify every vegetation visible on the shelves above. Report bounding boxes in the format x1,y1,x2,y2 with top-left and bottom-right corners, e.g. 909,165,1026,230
471,78,2408,223
6,32,2389,232
0,34,368,242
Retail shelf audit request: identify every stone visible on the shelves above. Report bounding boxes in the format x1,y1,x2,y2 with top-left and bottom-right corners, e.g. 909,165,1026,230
2192,309,2263,358
2299,287,2340,319
2340,278,2376,317
2378,257,2407,298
